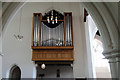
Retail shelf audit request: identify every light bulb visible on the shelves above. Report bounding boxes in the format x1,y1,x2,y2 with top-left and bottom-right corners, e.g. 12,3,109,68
55,16,57,23
47,16,50,23
41,64,46,69
51,16,53,20
52,20,54,24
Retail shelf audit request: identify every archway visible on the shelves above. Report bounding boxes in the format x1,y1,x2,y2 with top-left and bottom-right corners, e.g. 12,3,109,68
9,65,21,79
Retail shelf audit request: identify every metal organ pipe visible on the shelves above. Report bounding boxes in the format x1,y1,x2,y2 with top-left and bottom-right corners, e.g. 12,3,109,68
69,15,71,46
45,24,47,46
65,14,72,46
48,27,50,46
68,14,71,46
41,22,43,46
55,27,57,46
59,24,60,41
60,22,64,46
36,15,38,46
51,27,53,46
62,22,64,46
66,14,69,46
37,15,40,45
34,14,40,46
53,27,55,46
42,22,45,46
65,15,67,45
69,15,72,46
44,23,46,46
43,23,45,46
34,14,38,46
68,15,69,46
33,15,36,46
59,25,61,45
56,26,58,46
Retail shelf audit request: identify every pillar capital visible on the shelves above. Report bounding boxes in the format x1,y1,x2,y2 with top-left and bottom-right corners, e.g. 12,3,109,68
103,49,120,60
103,49,120,78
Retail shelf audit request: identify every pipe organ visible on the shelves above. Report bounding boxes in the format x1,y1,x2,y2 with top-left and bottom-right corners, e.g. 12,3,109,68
31,10,74,64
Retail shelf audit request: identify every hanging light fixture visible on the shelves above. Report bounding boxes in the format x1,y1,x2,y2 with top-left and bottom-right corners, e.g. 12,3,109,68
14,34,23,40
42,9,64,28
14,8,23,40
41,63,46,69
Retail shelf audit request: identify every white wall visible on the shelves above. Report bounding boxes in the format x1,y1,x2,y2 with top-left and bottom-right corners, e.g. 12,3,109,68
2,2,87,78
72,3,86,78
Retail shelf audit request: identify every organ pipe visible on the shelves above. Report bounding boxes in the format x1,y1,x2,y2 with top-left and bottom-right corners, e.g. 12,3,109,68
33,14,40,46
65,14,72,46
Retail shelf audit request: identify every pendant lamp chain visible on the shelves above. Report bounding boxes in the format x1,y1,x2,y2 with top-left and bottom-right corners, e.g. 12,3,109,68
14,8,23,40
19,8,22,34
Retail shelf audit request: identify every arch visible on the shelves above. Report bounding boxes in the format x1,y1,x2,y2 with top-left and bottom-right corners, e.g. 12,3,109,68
2,2,26,38
9,65,21,79
82,2,112,51
93,2,119,49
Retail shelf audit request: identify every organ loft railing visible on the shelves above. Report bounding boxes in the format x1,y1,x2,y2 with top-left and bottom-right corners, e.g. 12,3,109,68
31,10,74,64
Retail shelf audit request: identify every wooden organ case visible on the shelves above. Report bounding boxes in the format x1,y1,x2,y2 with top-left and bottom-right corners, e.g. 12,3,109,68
31,10,74,64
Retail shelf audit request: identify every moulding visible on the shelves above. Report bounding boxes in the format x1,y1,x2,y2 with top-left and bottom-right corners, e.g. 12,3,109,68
103,49,120,59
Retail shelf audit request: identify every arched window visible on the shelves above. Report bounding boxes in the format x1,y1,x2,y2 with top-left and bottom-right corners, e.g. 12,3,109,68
9,65,21,79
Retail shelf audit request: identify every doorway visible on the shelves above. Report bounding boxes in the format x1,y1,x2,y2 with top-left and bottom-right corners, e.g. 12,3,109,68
9,65,21,79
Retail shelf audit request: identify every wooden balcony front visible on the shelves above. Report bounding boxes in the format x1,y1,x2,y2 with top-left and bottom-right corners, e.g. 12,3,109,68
32,46,74,61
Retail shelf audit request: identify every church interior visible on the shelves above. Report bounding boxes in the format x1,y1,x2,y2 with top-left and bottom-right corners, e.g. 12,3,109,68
0,1,120,79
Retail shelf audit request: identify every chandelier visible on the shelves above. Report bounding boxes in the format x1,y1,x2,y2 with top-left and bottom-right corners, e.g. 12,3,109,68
14,34,23,40
42,9,64,28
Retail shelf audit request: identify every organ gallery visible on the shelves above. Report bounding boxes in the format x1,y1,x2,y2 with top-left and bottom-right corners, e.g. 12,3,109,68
31,9,74,64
